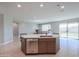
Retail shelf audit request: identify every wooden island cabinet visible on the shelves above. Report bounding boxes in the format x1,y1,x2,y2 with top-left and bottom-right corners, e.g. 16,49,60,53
20,35,60,55
38,37,60,54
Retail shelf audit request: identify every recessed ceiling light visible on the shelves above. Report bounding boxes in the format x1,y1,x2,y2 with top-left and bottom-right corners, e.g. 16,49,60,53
40,4,44,7
17,4,22,8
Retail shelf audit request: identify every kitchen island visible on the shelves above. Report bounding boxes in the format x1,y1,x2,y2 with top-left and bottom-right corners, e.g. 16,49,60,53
20,34,60,55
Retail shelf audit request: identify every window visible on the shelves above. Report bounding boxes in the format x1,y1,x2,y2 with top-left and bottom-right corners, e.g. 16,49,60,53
42,24,51,31
59,23,67,38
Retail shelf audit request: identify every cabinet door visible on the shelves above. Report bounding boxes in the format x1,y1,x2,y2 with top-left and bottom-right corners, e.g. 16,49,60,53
47,41,56,53
38,38,48,53
38,38,57,54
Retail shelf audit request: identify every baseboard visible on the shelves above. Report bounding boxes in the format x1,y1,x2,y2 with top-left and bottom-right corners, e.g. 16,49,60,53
0,40,13,46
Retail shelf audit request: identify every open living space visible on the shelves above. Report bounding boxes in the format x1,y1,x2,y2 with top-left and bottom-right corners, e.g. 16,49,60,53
0,2,79,57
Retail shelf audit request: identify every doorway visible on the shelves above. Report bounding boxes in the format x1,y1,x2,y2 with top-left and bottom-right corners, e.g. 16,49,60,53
13,22,19,41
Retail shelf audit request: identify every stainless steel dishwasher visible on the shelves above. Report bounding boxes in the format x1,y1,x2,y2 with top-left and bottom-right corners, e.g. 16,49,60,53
26,39,38,54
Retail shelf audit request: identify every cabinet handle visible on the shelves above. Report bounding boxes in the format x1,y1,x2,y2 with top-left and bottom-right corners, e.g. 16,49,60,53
32,51,34,52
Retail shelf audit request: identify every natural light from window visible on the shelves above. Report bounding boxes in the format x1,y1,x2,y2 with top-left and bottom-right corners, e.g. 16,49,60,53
42,24,51,31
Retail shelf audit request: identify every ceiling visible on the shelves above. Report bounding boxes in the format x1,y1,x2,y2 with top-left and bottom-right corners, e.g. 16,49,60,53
0,2,79,23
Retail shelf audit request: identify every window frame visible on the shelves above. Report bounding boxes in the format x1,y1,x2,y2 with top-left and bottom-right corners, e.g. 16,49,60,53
41,24,51,31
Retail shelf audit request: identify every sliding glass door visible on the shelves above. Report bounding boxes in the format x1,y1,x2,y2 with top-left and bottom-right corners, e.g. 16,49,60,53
68,22,78,40
59,22,79,56
59,22,79,40
59,23,67,38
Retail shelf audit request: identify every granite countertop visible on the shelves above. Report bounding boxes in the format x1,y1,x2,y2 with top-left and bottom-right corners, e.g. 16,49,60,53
20,34,59,39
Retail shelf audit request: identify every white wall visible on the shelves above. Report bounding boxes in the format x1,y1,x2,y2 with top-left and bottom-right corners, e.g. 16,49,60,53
3,15,38,44
0,14,13,45
0,7,6,14
0,14,4,44
0,13,38,45
4,15,13,43
19,22,38,34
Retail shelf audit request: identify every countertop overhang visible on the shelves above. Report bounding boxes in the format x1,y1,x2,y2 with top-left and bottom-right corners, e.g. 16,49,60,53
20,34,59,39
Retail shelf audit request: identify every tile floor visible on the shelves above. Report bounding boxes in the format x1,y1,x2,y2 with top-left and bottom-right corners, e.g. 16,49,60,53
0,38,79,57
